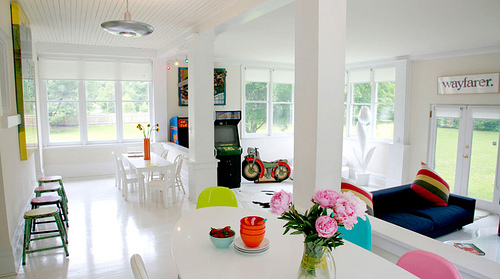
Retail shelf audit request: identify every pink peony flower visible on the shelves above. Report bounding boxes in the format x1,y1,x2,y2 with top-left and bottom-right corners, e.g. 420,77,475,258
333,191,367,230
312,189,341,208
270,190,292,216
315,215,338,238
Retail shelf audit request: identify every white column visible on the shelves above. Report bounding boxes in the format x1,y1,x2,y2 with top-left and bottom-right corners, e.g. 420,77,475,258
293,0,346,209
186,34,218,202
152,59,168,142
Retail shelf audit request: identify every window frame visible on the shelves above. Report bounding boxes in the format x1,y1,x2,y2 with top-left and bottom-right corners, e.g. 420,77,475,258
242,67,295,138
40,79,153,146
344,67,396,143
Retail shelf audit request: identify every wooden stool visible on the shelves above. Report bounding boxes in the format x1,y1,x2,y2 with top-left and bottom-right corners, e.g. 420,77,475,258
38,176,68,206
22,206,68,265
34,183,68,217
31,196,68,228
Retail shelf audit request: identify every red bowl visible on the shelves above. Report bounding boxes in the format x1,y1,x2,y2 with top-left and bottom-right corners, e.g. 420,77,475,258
240,232,265,248
240,216,265,226
240,227,265,235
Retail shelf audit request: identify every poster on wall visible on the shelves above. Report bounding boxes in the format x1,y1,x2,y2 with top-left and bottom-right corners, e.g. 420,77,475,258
437,73,499,95
11,3,38,160
178,67,227,106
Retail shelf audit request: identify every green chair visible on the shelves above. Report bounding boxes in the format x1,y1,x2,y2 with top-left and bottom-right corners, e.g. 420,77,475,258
196,186,238,209
337,215,372,251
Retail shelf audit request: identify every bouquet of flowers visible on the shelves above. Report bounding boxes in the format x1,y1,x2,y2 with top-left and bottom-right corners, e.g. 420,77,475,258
270,189,367,250
137,123,159,139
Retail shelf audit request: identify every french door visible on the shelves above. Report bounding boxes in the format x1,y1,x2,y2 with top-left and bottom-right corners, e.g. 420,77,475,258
429,105,500,213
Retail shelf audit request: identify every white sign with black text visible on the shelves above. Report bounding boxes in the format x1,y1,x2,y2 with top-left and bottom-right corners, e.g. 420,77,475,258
438,73,499,95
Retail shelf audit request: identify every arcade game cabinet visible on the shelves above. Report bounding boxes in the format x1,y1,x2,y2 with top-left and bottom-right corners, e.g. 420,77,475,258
214,111,242,188
170,116,189,148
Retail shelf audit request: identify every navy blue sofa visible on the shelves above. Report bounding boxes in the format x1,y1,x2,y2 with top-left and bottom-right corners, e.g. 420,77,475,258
372,184,476,238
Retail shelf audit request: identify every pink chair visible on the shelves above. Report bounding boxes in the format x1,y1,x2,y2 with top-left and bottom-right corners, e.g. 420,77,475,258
397,250,461,279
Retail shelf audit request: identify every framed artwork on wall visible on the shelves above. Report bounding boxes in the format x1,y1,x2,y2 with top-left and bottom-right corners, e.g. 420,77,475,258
178,67,227,106
11,3,38,160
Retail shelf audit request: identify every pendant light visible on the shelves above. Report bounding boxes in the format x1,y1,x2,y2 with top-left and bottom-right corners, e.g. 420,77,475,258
101,0,154,37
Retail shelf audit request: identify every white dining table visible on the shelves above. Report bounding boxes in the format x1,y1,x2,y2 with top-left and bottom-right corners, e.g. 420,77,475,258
122,152,174,202
171,206,417,279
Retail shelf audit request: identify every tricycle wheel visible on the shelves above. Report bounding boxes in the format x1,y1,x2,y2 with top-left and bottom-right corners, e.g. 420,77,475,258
242,161,260,181
274,165,289,182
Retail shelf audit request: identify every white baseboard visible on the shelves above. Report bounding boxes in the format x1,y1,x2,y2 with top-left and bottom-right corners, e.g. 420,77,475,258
44,161,114,178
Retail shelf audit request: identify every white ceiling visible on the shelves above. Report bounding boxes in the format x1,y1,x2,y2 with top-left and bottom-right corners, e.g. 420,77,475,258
17,0,500,65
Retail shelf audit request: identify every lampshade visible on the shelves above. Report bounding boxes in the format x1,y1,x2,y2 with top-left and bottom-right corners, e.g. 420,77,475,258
101,0,153,37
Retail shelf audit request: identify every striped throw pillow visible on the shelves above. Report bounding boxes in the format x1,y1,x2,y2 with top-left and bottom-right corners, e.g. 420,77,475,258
411,162,450,206
341,181,374,216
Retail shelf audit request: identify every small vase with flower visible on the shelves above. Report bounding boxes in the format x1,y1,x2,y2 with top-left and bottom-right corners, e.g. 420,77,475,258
270,189,367,279
137,123,159,160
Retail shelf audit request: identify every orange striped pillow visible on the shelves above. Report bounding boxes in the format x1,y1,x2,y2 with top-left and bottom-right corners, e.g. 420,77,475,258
341,181,374,216
411,162,450,206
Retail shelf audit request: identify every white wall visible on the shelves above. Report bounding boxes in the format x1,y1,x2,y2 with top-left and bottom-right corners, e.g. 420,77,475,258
407,52,500,181
0,0,39,274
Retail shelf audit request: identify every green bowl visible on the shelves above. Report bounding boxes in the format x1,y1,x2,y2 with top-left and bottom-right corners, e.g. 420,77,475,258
210,234,235,249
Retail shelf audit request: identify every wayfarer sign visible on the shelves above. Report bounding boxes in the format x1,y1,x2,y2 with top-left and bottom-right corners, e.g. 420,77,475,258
438,73,499,95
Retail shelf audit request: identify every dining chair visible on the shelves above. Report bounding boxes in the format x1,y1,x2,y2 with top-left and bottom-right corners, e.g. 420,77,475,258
396,250,461,279
146,165,175,208
130,254,150,279
118,157,140,201
196,186,238,209
337,215,371,251
111,151,129,190
173,154,185,194
160,148,169,160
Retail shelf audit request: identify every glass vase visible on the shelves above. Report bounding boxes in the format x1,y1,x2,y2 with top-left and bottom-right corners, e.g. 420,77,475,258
297,242,336,279
143,138,151,160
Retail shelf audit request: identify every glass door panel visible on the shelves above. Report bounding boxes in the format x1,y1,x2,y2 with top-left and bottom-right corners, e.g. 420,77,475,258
467,118,500,202
434,117,460,193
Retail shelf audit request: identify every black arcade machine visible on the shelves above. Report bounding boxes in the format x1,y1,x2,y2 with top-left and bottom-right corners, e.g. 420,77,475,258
214,111,242,188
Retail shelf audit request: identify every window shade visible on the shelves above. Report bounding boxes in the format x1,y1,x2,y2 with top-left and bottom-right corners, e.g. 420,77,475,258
348,69,370,83
38,56,152,81
272,69,294,84
374,67,395,82
245,68,270,82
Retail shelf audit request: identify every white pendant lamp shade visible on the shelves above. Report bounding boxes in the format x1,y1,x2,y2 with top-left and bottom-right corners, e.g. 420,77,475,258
101,0,154,37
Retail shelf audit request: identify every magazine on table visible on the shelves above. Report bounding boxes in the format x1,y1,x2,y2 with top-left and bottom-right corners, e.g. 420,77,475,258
454,243,485,256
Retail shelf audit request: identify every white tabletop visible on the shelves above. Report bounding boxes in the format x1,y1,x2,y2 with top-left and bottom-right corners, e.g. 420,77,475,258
122,152,172,171
172,207,417,279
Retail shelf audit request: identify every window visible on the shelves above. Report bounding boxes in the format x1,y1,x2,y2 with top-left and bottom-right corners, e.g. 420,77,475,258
243,68,294,136
38,56,152,145
42,80,151,145
344,67,395,141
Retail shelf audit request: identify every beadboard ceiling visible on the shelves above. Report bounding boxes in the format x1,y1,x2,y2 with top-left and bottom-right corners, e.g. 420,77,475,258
17,0,239,50
15,0,500,64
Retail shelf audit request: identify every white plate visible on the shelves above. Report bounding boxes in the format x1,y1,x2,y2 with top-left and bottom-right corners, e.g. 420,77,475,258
233,237,270,253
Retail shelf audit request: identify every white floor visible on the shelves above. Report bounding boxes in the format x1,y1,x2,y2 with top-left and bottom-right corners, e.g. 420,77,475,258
7,176,499,278
8,176,292,279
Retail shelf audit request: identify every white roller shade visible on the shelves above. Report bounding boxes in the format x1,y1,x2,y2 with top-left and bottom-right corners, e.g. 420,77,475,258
348,69,370,83
433,106,462,118
38,56,152,81
272,69,294,84
470,106,500,120
374,67,395,82
245,68,270,82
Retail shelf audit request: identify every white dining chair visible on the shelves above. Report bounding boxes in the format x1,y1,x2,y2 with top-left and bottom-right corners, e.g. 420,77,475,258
118,157,140,201
146,165,175,208
160,148,169,160
173,154,186,194
130,254,150,279
151,142,164,156
111,151,130,190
